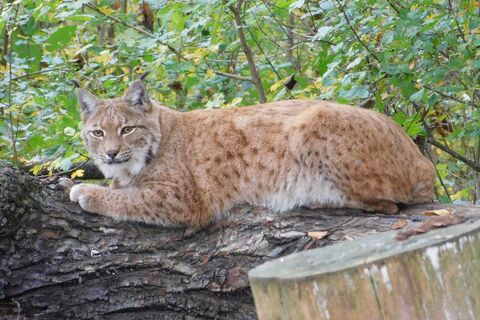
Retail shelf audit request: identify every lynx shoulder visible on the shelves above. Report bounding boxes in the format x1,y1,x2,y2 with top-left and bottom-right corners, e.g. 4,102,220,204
69,80,435,227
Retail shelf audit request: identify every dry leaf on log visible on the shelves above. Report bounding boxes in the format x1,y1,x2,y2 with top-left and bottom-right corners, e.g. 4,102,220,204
307,231,328,240
391,219,408,230
395,214,465,241
423,209,451,216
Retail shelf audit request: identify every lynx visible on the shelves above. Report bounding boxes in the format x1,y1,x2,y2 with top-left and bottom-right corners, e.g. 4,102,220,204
70,79,435,228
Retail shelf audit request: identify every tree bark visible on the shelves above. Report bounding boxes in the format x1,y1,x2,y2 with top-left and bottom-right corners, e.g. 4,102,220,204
0,165,476,319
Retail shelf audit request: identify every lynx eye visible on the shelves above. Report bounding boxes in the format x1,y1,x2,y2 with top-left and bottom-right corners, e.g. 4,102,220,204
90,130,104,138
121,126,136,135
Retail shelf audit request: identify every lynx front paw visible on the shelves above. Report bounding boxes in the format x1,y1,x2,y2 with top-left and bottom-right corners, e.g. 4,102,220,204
70,184,100,212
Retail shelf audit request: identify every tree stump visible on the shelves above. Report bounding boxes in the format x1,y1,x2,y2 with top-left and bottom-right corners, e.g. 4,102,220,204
1,165,478,319
249,207,480,320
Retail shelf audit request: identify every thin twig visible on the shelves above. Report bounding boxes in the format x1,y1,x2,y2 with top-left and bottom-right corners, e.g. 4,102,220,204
36,159,90,178
447,0,470,53
422,83,478,108
211,69,253,82
386,0,400,14
245,25,282,80
424,141,452,201
304,1,318,32
11,67,70,81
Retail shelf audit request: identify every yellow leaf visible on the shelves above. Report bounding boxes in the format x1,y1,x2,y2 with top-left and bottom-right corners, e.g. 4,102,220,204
106,67,115,75
206,69,215,78
424,209,450,216
94,50,112,65
35,75,49,82
270,77,289,92
71,169,85,179
98,6,114,15
31,165,42,176
227,97,242,108
451,189,470,201
189,48,208,63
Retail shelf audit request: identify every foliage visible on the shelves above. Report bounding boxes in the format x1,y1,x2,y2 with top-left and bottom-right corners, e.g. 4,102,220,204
0,0,479,203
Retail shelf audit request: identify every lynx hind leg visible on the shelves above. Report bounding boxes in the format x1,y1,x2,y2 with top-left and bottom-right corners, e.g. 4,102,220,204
349,200,399,215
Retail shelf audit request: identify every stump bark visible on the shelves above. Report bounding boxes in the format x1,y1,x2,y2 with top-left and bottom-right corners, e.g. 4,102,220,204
1,165,478,319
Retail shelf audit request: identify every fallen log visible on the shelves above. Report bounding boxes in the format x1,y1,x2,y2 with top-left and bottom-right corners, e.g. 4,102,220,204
0,165,477,319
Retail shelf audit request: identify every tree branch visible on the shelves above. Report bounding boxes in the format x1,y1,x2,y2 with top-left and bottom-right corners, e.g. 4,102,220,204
428,137,480,172
422,83,478,108
11,67,71,81
228,1,267,103
212,70,254,82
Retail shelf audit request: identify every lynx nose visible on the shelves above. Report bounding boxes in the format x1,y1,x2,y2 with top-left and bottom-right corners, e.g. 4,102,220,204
106,150,119,160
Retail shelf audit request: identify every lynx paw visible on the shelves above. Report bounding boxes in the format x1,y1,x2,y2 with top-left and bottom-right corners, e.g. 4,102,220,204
70,184,99,212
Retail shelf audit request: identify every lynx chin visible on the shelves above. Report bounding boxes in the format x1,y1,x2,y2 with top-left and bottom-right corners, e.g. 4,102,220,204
70,79,435,228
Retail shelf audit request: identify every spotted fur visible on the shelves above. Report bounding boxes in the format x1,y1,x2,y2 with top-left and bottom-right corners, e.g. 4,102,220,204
70,80,436,228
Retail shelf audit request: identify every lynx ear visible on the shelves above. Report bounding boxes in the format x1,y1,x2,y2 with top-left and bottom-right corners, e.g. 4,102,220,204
77,88,99,117
123,80,151,112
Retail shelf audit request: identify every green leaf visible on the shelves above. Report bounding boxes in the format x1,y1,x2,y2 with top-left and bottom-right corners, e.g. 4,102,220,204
338,85,369,100
289,0,305,11
409,88,425,102
45,26,77,51
117,29,141,47
393,112,406,125
313,26,332,41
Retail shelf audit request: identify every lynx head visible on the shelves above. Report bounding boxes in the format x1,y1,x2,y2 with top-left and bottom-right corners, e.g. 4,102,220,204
76,80,160,179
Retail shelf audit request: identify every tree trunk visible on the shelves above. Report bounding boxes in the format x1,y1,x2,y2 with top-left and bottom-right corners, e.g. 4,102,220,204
0,165,476,319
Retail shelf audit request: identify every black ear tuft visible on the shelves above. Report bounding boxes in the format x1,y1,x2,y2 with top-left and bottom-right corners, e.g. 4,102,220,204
140,71,151,81
123,80,151,111
71,79,80,88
